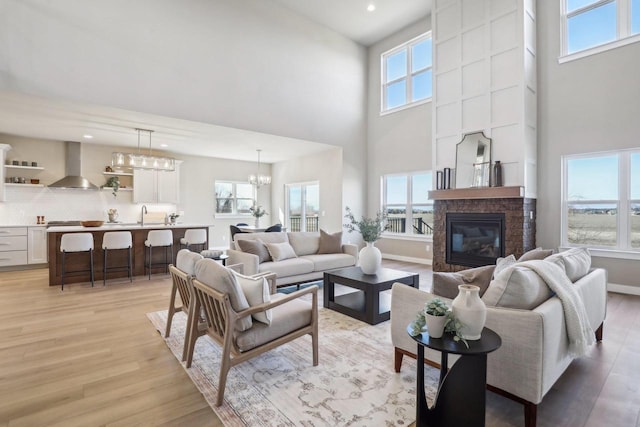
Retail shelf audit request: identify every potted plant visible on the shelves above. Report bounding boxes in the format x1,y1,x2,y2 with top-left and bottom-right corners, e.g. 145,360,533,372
424,298,448,338
103,176,120,198
168,212,180,224
344,206,390,274
249,204,268,227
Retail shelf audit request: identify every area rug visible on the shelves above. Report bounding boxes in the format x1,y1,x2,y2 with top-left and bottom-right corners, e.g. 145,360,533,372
147,307,439,426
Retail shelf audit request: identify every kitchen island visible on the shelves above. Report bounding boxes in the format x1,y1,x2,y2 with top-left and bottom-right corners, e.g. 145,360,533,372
47,223,212,287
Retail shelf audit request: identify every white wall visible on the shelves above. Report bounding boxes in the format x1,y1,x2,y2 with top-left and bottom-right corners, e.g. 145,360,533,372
537,1,640,287
0,0,368,230
366,18,433,260
0,134,272,248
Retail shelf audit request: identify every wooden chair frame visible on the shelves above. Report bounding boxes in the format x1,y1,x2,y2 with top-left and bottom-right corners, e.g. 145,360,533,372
186,277,318,406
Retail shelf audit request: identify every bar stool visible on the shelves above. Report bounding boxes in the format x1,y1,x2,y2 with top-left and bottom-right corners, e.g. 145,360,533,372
60,233,94,291
145,230,173,279
179,229,207,252
102,231,133,286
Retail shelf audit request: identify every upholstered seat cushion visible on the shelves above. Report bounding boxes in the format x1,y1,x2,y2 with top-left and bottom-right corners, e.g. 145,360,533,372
258,258,315,277
176,249,204,276
301,253,356,272
194,258,253,331
235,294,312,352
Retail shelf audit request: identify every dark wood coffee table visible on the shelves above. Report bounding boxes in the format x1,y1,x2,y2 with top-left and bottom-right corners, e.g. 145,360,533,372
323,266,419,325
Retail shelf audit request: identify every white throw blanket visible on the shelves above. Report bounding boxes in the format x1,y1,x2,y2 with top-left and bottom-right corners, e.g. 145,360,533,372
519,260,595,356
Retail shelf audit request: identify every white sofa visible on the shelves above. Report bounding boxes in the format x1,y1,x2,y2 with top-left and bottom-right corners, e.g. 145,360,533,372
227,232,358,287
391,252,607,427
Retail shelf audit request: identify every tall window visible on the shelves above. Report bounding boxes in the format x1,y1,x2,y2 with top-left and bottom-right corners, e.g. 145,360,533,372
562,0,640,59
286,182,320,232
381,32,432,113
382,172,433,236
214,181,255,216
562,150,640,250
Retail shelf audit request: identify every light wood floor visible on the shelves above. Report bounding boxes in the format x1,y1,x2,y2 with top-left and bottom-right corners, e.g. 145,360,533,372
0,261,639,426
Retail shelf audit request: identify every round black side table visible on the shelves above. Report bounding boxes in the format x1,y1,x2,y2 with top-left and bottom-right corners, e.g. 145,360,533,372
407,325,501,427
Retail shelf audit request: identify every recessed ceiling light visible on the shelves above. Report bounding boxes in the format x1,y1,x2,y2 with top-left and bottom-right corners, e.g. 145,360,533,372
83,134,93,139
367,3,376,12
160,143,168,148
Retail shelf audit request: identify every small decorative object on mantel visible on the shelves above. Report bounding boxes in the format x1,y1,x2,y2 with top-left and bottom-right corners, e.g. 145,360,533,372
443,167,452,189
344,206,390,275
249,204,268,228
451,284,487,340
493,160,503,187
436,170,444,190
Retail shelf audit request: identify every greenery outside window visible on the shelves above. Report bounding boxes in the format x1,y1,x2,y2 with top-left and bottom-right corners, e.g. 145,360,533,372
215,181,255,216
381,32,432,114
561,0,640,62
562,150,640,251
382,172,433,237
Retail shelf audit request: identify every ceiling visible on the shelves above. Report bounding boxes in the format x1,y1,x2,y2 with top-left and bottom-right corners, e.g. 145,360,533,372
0,1,432,164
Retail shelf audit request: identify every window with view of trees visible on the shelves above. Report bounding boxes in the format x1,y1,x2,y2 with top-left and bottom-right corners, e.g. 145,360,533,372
562,0,640,58
562,150,640,250
214,181,255,216
382,172,433,237
286,182,319,232
381,32,432,113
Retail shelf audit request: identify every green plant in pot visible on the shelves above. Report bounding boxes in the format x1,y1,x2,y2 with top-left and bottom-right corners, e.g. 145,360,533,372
103,176,120,198
423,298,448,338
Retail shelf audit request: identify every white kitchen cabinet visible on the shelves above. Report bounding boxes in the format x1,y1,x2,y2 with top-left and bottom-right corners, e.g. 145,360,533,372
133,163,180,203
28,226,48,264
0,227,28,267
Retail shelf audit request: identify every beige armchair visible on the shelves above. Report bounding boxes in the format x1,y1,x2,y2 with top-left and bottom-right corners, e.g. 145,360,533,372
187,258,319,406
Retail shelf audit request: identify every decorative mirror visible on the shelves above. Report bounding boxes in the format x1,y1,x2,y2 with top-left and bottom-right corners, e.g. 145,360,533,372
455,131,492,188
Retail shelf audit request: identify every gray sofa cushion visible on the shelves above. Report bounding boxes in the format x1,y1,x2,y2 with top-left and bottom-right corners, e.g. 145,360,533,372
482,264,554,309
176,249,204,275
317,229,342,254
546,248,591,282
237,238,271,263
287,232,321,256
301,253,357,272
259,258,315,277
518,247,554,261
236,294,312,352
265,241,298,261
432,265,496,299
234,232,289,250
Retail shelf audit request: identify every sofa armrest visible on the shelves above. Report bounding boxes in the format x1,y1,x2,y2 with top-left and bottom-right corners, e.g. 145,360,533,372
227,249,259,276
342,243,359,261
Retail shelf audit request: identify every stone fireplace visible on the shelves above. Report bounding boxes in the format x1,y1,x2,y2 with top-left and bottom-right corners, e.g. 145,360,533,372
430,187,536,272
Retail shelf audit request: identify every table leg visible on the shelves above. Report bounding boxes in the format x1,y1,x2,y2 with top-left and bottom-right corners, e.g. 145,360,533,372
416,344,429,425
323,275,334,309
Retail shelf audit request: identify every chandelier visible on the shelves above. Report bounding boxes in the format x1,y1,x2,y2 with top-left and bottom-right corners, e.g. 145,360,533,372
248,149,271,188
111,128,176,171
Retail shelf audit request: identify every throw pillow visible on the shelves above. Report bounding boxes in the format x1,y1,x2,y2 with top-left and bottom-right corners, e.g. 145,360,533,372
482,265,553,309
194,258,252,331
237,238,272,263
232,271,272,325
493,254,517,277
287,232,320,255
317,229,342,254
546,247,591,282
265,241,298,262
432,265,496,299
518,247,554,262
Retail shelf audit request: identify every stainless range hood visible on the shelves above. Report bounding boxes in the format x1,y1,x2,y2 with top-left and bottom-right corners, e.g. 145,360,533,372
48,141,99,190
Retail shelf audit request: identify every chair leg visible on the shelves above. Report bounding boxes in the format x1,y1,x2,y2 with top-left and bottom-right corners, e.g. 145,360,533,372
61,251,66,291
165,284,178,338
89,249,94,287
524,402,537,427
216,345,233,406
103,248,107,286
185,311,200,368
595,322,604,341
394,347,404,373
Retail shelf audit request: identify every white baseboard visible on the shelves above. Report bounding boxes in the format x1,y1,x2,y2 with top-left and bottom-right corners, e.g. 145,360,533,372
607,282,640,296
381,253,432,266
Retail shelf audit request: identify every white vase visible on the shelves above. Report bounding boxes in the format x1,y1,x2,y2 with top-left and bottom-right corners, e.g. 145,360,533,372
451,284,487,340
359,241,382,274
424,313,446,339
254,217,260,228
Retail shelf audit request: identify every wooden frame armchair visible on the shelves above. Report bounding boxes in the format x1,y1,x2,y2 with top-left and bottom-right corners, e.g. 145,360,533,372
187,259,318,406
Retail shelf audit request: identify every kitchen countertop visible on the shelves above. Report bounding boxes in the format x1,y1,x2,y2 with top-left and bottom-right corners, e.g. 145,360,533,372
46,223,213,233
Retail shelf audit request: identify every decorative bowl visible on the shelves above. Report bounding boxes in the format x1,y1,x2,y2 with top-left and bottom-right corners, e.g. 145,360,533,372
81,220,104,227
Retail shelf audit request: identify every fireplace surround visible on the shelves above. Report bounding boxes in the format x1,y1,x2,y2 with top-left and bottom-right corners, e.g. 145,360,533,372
446,213,505,268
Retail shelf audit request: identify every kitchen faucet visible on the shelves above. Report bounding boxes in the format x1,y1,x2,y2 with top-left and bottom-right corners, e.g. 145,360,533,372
141,205,147,227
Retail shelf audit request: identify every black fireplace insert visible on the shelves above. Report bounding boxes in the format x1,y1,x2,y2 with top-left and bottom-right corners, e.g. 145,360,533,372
446,212,505,268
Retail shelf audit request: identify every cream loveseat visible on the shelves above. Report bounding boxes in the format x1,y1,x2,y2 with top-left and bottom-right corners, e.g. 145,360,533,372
391,248,607,427
227,231,358,287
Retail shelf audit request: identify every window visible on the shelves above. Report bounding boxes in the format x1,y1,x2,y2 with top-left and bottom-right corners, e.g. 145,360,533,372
562,0,640,60
214,181,255,216
381,32,432,113
286,182,319,232
382,172,433,237
562,150,640,251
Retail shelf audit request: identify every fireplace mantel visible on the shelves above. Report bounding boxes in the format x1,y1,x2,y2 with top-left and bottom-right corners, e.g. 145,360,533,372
428,186,524,201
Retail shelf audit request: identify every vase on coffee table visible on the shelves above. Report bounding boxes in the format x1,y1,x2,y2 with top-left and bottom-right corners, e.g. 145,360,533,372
359,241,382,274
